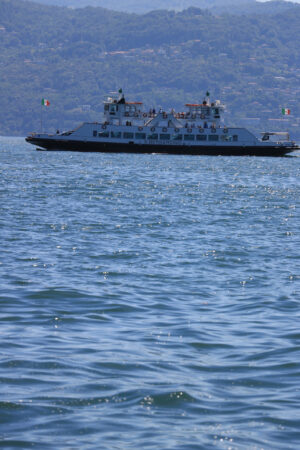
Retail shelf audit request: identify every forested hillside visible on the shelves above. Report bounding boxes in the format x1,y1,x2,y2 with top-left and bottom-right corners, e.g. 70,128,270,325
1,0,300,136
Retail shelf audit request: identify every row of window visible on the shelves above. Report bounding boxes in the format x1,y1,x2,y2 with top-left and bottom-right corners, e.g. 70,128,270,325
93,130,239,142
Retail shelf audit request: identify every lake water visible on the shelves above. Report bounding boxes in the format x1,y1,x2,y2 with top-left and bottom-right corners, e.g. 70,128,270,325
1,136,300,449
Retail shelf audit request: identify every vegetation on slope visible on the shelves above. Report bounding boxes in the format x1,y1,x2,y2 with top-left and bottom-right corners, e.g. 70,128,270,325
0,0,299,137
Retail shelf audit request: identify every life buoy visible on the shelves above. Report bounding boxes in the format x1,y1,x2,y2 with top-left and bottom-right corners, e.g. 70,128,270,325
200,113,205,119
223,128,228,134
102,125,107,130
162,127,167,132
134,113,138,117
143,113,147,118
151,127,156,132
125,112,129,117
187,128,192,133
211,128,216,133
174,128,179,133
138,126,143,131
198,128,204,133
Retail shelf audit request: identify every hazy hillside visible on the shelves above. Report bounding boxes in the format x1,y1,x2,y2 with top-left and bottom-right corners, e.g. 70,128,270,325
23,0,255,13
1,0,300,136
216,0,298,15
23,0,297,15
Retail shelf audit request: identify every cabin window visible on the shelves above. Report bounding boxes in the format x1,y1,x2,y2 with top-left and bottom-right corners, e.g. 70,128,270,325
184,134,195,141
214,108,220,118
98,131,109,137
148,134,158,140
93,130,97,137
220,135,228,142
208,135,219,141
233,135,238,142
124,132,134,139
172,134,182,141
135,133,146,139
196,135,207,141
160,134,170,140
104,105,109,111
111,131,121,138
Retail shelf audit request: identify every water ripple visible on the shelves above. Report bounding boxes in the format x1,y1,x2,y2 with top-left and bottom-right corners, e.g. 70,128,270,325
0,138,300,448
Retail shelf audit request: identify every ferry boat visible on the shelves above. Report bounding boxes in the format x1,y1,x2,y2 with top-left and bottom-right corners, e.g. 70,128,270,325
26,91,298,156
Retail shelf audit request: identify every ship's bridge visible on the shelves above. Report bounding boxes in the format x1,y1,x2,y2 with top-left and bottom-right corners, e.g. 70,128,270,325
184,100,223,124
103,92,144,125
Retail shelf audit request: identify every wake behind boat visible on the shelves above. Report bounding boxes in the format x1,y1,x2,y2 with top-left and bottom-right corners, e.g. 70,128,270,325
26,91,298,156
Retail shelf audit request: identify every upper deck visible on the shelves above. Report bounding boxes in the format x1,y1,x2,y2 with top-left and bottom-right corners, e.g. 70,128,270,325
103,90,225,128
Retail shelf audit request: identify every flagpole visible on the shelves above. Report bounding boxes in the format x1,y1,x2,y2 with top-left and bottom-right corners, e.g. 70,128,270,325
40,99,50,131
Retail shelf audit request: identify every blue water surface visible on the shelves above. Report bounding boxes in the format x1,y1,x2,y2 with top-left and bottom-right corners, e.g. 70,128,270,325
1,137,300,449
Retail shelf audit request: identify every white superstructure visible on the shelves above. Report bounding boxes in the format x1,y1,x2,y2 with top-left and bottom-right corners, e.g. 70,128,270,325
26,90,298,156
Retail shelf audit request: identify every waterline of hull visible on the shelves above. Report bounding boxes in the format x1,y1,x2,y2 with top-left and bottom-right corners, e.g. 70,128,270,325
26,137,296,157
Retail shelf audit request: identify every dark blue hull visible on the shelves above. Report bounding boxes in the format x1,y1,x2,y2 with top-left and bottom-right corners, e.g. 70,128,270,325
25,136,296,157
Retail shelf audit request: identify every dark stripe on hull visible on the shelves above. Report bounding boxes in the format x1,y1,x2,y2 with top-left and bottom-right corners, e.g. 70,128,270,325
26,137,295,157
